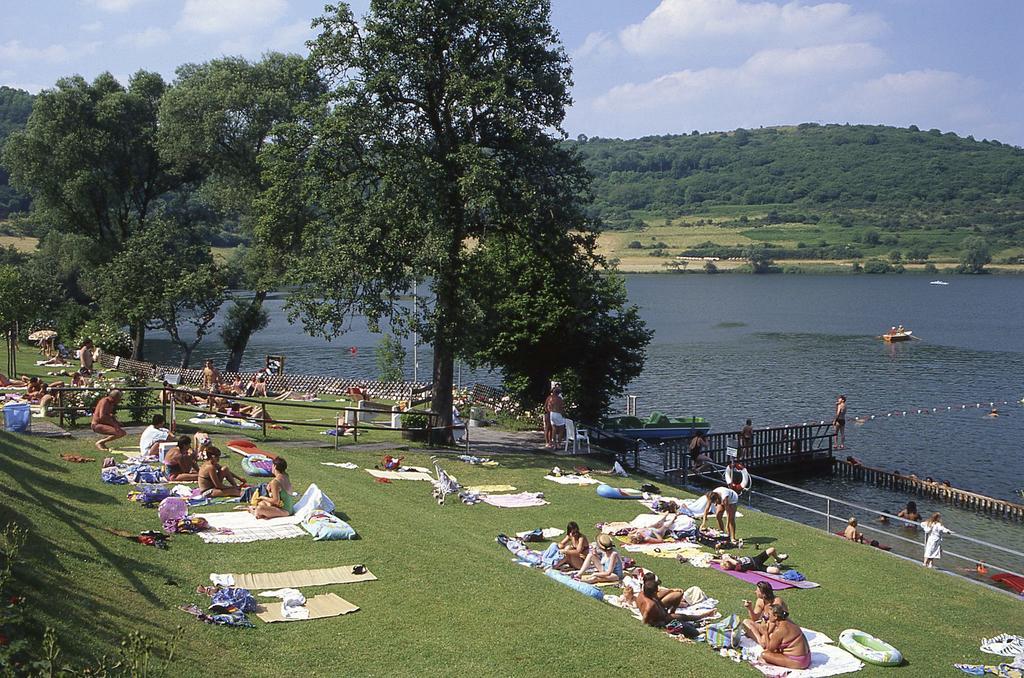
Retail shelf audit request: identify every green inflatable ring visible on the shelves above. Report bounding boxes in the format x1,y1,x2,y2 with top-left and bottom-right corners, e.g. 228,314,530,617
839,628,902,666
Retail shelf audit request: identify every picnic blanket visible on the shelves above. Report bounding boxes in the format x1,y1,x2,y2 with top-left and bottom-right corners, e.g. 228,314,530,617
255,593,359,623
196,511,305,544
544,474,602,485
709,562,795,590
742,633,863,678
467,484,517,494
214,565,377,589
623,541,706,556
366,469,435,482
515,527,564,540
481,492,548,508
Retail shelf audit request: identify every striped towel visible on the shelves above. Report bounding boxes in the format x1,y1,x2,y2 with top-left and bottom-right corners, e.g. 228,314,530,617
199,523,306,544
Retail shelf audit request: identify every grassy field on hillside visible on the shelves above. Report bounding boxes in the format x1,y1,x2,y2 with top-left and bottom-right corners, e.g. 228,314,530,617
0,427,1018,676
0,234,37,252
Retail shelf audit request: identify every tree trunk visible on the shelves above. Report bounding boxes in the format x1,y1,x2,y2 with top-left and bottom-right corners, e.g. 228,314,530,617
130,322,146,360
430,271,458,445
179,345,193,370
225,290,267,372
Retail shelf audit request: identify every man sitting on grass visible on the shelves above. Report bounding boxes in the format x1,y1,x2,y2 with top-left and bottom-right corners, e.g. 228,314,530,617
139,414,171,456
164,435,200,482
197,446,245,497
632,571,716,633
91,389,126,451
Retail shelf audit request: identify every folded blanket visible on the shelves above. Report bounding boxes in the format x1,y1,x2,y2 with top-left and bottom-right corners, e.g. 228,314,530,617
365,469,435,482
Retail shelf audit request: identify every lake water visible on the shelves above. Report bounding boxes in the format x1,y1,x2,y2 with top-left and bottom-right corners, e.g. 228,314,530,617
148,274,1024,571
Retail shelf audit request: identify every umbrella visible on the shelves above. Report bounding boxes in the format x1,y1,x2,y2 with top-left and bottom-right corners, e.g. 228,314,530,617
28,329,57,341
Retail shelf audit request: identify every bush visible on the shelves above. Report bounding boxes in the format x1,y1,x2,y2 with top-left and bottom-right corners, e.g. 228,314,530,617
703,261,718,273
75,319,131,356
376,335,407,382
924,262,938,273
121,373,154,424
863,259,893,274
626,240,643,249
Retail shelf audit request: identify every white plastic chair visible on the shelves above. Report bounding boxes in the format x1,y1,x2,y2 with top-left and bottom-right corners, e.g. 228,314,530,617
563,418,591,455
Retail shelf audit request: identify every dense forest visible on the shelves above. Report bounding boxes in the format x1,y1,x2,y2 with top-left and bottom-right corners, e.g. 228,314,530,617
0,86,33,220
574,124,1024,235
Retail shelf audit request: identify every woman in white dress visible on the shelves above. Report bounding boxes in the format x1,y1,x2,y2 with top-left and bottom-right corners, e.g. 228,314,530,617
921,512,951,568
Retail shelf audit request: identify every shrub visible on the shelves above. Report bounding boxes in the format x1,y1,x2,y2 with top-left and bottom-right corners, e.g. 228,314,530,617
75,319,131,356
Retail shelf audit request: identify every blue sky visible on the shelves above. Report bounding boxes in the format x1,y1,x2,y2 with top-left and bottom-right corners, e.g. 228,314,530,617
2,0,1023,144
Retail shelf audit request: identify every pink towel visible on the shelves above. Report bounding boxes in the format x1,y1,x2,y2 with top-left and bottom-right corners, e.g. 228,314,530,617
481,492,549,509
709,562,795,590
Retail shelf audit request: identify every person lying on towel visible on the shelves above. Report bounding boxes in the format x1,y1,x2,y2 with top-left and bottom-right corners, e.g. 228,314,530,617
716,547,788,574
250,457,295,519
576,534,623,584
198,446,245,497
628,571,716,633
165,435,200,482
627,513,677,545
757,604,811,671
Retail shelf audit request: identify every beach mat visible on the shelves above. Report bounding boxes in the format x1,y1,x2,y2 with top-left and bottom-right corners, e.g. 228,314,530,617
228,565,378,590
256,593,359,623
709,562,796,590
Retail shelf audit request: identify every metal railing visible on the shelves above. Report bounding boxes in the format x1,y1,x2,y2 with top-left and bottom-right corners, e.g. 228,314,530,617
700,461,1024,589
662,423,834,478
49,384,448,446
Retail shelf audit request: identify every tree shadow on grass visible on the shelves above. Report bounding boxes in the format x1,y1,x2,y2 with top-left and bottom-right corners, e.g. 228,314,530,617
0,432,181,659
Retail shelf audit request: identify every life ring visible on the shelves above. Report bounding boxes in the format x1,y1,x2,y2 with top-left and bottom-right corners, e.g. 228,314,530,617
839,629,902,666
724,465,751,490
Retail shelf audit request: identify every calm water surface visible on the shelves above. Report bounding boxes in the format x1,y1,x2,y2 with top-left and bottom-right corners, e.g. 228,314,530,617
149,274,1024,568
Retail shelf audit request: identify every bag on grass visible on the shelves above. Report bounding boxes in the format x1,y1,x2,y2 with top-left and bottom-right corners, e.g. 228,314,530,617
705,614,743,649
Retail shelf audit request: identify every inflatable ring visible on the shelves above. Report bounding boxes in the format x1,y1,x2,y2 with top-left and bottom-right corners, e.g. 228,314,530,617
839,629,902,666
724,465,751,490
241,454,274,477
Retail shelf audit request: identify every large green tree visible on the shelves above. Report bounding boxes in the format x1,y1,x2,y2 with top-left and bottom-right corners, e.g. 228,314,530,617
3,71,186,357
958,236,992,274
88,219,226,368
158,53,325,372
257,0,645,434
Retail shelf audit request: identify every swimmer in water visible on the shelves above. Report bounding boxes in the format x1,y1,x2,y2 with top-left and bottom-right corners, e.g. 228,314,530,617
986,408,999,418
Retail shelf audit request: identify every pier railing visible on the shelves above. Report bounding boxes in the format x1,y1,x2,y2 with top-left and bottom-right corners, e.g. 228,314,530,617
662,423,835,479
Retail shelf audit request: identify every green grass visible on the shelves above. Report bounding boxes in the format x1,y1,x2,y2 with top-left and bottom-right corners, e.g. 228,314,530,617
0,430,1018,676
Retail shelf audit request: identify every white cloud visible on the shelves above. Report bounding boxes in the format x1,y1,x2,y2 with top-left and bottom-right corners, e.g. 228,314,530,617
81,21,104,32
619,0,886,55
826,70,987,128
116,27,170,49
179,0,287,34
573,31,617,60
596,43,885,112
0,40,100,64
89,0,150,11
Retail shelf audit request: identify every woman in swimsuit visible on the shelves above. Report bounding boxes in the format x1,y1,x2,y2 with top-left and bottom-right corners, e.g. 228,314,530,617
742,581,787,644
577,534,623,584
554,521,589,570
700,486,740,542
197,446,245,497
627,513,676,545
761,604,812,670
252,457,295,519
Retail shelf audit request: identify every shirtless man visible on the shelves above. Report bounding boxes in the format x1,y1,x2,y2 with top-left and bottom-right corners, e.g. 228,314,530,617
90,389,126,451
635,572,716,631
197,446,245,497
833,395,847,449
78,339,95,375
201,359,221,392
164,435,200,482
544,385,565,448
739,419,753,460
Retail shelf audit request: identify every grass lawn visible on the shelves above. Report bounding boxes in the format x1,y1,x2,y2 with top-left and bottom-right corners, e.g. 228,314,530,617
0,234,38,252
0,429,1018,676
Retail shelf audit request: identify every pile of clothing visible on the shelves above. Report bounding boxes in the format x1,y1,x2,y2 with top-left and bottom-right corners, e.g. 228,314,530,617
182,587,259,628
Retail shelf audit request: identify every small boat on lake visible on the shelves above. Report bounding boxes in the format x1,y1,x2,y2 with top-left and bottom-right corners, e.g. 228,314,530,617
929,280,949,286
882,329,914,342
600,413,710,441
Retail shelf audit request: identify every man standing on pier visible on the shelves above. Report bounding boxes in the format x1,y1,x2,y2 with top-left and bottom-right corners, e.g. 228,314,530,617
834,395,847,450
739,419,753,461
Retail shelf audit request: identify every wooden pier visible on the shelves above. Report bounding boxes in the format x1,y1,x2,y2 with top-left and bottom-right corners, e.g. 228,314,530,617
833,460,1024,520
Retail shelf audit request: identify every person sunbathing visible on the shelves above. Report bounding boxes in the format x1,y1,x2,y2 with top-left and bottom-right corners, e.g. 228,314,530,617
627,513,676,544
197,447,245,497
252,457,295,519
273,390,317,401
717,546,788,574
164,435,200,482
25,377,46,402
633,571,716,632
0,373,16,387
843,517,865,543
759,604,812,670
742,581,787,644
576,534,623,584
553,521,589,570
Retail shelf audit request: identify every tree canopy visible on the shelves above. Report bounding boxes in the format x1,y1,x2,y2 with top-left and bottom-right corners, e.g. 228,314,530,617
258,0,648,425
